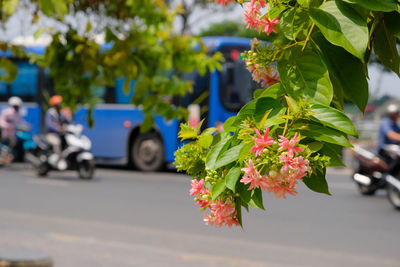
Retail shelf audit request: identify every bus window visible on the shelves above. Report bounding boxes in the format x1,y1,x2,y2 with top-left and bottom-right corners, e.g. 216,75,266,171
180,71,210,108
218,60,258,113
0,82,6,96
10,61,38,101
90,85,116,104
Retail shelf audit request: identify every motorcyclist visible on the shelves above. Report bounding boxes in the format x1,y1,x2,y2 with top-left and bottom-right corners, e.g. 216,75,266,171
0,96,26,152
377,104,400,161
45,95,70,169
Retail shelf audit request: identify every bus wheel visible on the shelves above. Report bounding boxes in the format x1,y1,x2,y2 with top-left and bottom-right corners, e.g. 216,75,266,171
131,132,164,172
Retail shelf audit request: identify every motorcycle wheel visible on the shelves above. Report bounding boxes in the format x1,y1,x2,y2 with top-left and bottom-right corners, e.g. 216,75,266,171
37,154,48,177
387,184,400,210
78,159,95,180
357,184,376,195
37,162,48,177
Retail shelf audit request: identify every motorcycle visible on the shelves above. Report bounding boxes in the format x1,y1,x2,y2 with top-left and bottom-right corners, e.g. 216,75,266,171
0,143,12,166
352,144,400,209
352,144,388,195
26,124,95,179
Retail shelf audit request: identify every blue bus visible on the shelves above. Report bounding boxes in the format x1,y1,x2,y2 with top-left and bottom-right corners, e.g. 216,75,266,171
0,37,259,171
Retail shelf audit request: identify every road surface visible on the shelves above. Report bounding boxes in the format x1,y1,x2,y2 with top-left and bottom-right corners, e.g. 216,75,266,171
0,164,398,266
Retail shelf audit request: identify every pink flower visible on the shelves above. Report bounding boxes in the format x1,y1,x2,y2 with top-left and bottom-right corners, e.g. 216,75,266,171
212,0,235,6
279,153,311,182
264,171,298,199
271,181,298,199
204,199,239,227
251,0,267,8
195,188,211,207
251,66,280,87
263,69,280,86
240,159,270,190
243,4,261,29
251,127,276,157
261,16,280,35
190,179,204,196
278,132,303,157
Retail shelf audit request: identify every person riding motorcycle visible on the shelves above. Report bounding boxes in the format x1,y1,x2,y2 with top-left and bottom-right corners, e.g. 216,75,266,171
0,96,26,152
377,104,400,162
45,95,70,169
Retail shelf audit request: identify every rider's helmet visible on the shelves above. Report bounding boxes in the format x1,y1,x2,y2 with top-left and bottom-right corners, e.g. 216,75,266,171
49,95,62,107
8,96,22,107
386,104,400,116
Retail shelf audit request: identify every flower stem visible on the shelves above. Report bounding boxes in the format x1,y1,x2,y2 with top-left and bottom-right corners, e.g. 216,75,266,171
282,107,290,136
302,23,315,51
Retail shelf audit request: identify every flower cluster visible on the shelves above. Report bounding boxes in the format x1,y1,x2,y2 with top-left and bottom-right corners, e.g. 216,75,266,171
247,64,280,87
241,128,311,199
242,0,280,35
190,179,239,227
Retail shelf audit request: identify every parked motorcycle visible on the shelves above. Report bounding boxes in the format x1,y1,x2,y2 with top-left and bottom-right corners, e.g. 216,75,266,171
352,144,400,209
26,124,95,179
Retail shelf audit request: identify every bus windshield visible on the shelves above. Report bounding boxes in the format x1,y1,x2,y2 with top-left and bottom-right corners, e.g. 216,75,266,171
218,45,260,113
218,60,258,112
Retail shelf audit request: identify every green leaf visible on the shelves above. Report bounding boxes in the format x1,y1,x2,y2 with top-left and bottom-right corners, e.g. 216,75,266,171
205,133,230,169
374,20,400,76
299,123,352,147
200,127,216,136
312,31,369,112
3,0,19,16
178,123,198,140
234,197,243,227
254,97,283,123
225,167,241,192
303,169,331,195
249,188,265,210
33,27,47,40
238,143,253,162
263,117,286,128
277,46,333,105
0,58,17,83
320,144,345,167
140,115,155,133
198,134,213,149
52,0,68,17
280,8,310,40
39,0,67,18
223,116,236,132
310,1,369,60
310,104,357,136
307,141,324,152
257,82,285,99
342,0,398,11
385,11,400,38
285,96,299,114
238,182,252,203
297,0,323,8
233,97,281,127
214,144,245,170
212,180,226,201
86,22,92,33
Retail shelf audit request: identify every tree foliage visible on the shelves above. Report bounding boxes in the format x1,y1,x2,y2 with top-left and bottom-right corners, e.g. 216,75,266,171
175,0,400,227
0,0,222,130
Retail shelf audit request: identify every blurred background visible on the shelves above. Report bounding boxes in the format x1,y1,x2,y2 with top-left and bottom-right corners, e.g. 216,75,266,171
0,1,399,266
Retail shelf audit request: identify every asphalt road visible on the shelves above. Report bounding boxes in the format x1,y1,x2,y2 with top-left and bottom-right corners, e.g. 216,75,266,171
0,164,399,267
